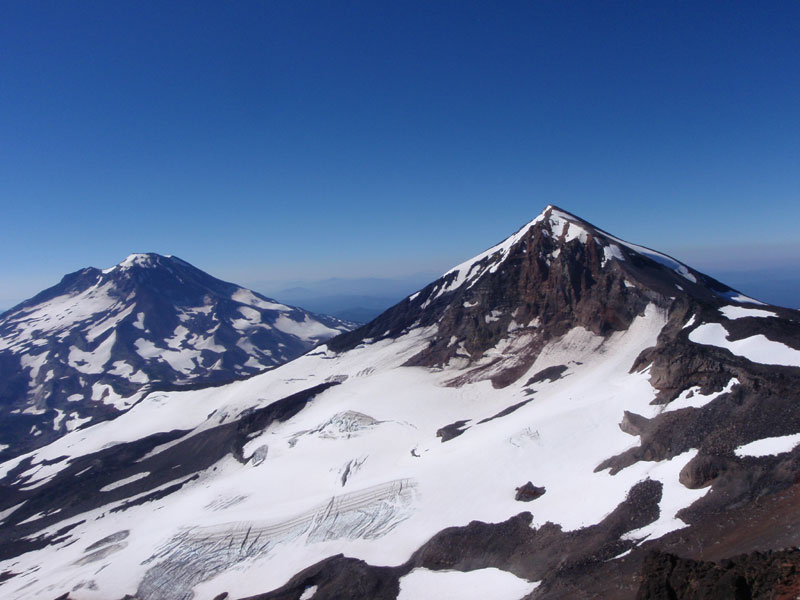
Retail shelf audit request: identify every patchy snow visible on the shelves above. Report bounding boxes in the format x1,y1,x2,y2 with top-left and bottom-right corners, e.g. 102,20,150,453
135,338,201,374
118,253,157,270
19,351,49,382
52,409,67,431
232,288,289,312
299,585,318,600
620,450,708,542
68,332,117,374
719,306,777,320
435,211,548,299
603,244,625,263
64,413,92,432
398,568,539,600
238,306,261,322
176,305,214,323
734,433,800,458
274,314,339,342
91,382,134,409
0,501,26,523
717,291,767,305
107,361,149,384
484,310,503,323
0,281,121,344
85,305,135,342
610,548,632,561
18,508,61,526
595,225,697,284
689,323,800,367
166,325,190,349
231,306,265,330
682,315,696,329
100,472,151,493
664,378,738,413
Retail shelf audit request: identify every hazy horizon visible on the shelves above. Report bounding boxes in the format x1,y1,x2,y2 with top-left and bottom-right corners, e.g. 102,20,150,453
3,235,799,313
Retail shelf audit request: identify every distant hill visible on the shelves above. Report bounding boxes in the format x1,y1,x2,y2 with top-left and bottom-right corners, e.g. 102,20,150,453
0,253,356,459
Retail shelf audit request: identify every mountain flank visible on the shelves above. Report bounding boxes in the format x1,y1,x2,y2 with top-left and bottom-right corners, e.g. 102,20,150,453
0,253,354,459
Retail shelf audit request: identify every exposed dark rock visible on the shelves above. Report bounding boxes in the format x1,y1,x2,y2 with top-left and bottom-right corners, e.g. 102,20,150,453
0,571,16,583
478,399,532,424
525,365,568,386
0,520,84,563
678,454,732,489
409,479,661,586
228,480,663,600
231,382,340,462
436,420,470,442
237,554,402,600
109,475,200,514
515,481,546,502
636,549,800,600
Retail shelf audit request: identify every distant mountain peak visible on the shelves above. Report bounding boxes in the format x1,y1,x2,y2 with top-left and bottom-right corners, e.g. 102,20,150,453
98,253,198,277
120,252,160,267
104,252,169,272
0,255,356,460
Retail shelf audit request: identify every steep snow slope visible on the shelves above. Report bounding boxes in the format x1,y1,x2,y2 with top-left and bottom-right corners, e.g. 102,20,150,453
0,305,673,600
1,207,799,599
0,253,354,460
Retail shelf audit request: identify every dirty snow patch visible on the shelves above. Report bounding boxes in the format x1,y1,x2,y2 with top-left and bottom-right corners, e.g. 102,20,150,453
689,323,800,367
664,378,738,412
100,471,150,492
719,306,777,320
734,433,800,458
718,291,767,305
299,585,318,600
398,568,539,600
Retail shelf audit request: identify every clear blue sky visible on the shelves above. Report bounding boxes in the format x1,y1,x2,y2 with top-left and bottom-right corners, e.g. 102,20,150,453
2,1,799,308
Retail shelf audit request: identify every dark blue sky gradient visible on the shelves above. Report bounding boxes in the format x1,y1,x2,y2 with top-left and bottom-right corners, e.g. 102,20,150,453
2,1,799,306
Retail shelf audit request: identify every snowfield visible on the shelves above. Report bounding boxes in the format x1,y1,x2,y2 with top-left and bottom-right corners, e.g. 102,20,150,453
734,433,800,458
397,567,540,600
689,322,800,367
0,302,714,600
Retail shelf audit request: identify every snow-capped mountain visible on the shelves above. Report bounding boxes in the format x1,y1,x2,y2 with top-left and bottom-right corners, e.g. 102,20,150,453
1,207,799,599
0,253,355,460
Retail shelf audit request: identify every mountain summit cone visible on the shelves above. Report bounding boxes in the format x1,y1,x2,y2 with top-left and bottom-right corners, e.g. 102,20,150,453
330,205,751,387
